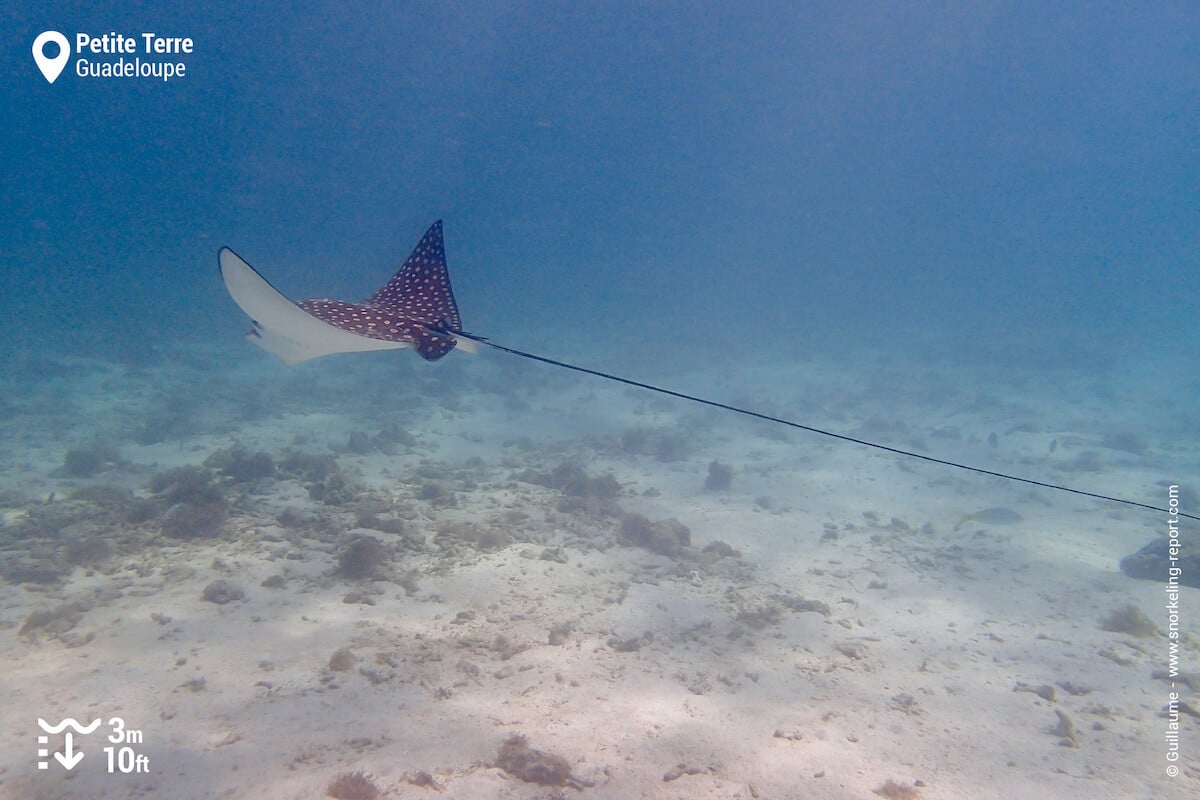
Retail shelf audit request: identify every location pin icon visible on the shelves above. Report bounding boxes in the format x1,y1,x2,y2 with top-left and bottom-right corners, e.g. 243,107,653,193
33,31,70,84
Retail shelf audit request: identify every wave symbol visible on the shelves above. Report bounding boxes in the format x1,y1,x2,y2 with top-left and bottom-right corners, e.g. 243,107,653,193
37,718,102,735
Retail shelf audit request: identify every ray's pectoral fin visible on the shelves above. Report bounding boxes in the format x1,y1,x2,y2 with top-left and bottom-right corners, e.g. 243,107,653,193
218,247,412,365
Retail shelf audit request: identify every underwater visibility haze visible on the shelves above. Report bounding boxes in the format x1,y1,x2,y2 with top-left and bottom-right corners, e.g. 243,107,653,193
1,3,1197,798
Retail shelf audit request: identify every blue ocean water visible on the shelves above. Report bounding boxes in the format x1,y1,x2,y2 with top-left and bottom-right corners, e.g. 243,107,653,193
2,3,1198,797
5,2,1197,366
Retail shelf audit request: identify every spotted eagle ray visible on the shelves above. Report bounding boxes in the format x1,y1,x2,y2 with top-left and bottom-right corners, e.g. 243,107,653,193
219,221,1195,522
219,221,475,364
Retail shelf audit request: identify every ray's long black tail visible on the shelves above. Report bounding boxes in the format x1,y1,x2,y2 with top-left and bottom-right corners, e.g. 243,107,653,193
445,328,1197,522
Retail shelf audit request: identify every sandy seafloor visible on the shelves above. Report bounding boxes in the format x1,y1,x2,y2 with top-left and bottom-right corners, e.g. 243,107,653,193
0,335,1195,800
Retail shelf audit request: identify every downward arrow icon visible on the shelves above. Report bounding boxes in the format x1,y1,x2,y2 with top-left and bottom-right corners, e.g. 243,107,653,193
54,732,85,770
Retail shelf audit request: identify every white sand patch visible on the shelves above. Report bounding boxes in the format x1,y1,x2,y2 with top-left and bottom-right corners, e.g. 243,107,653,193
0,343,1194,798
